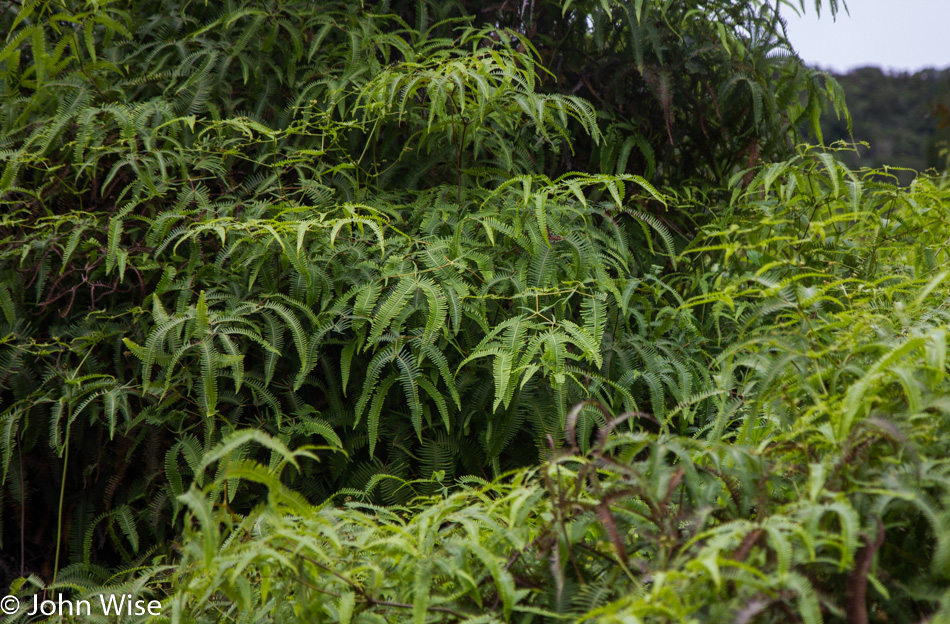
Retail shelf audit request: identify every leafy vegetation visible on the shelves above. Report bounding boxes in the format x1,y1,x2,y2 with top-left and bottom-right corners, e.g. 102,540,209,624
1,0,950,622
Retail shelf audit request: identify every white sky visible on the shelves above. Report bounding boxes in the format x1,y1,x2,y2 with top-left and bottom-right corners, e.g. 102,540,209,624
780,0,950,73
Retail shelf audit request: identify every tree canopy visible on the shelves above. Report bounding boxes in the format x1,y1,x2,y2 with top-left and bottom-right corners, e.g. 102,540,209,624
821,66,950,182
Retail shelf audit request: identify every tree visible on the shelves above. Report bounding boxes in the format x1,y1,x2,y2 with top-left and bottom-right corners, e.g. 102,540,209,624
446,0,851,186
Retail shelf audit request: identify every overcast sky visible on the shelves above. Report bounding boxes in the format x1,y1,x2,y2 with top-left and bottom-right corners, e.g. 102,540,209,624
780,0,950,73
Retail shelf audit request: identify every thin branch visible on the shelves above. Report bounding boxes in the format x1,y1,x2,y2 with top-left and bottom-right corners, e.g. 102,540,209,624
279,547,472,619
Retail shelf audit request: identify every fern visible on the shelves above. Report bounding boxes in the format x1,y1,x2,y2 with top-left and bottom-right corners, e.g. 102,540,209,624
1,3,947,617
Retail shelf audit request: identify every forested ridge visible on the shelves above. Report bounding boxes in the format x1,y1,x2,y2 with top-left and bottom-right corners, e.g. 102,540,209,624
820,66,950,182
2,1,950,622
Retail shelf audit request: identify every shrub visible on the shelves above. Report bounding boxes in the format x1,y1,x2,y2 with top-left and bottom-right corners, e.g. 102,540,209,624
3,2,950,622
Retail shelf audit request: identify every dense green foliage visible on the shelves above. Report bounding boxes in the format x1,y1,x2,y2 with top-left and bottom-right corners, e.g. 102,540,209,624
2,0,950,622
11,156,950,622
821,66,950,183
457,0,850,184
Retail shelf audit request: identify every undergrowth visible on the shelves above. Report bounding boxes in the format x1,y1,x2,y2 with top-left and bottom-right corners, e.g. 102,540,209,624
2,0,949,622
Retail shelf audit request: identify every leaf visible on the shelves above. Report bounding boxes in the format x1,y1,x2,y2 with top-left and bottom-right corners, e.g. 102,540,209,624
369,278,415,343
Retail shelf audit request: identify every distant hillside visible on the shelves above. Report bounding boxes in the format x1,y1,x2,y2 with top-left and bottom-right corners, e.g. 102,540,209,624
820,66,950,181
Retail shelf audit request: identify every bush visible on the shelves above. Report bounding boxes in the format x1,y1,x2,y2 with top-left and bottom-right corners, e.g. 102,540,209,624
3,1,950,622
